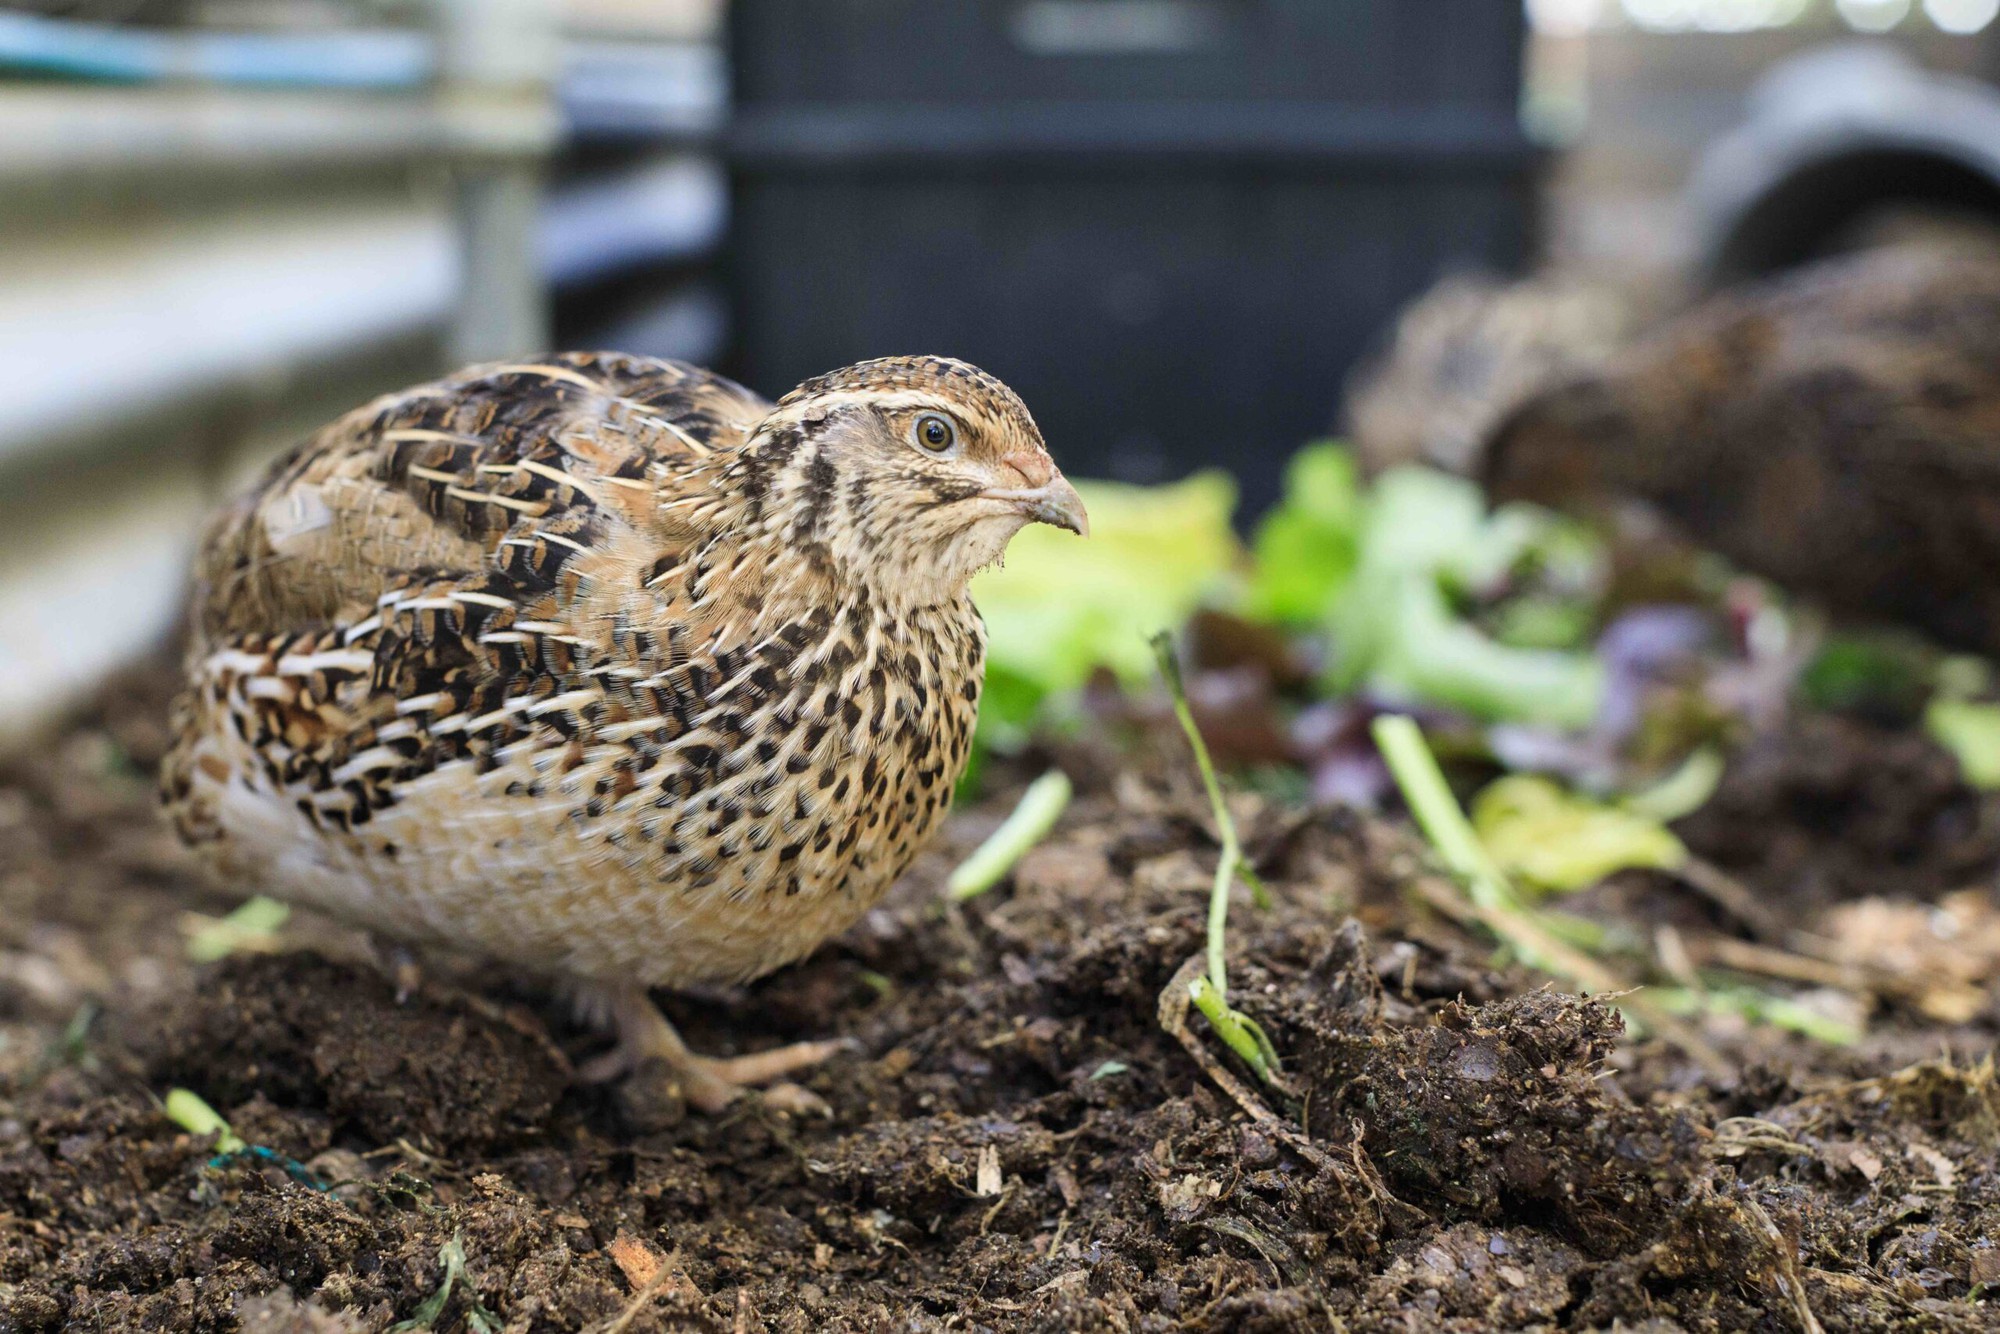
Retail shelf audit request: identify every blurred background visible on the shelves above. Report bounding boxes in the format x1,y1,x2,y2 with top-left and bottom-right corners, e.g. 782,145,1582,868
2,0,1999,738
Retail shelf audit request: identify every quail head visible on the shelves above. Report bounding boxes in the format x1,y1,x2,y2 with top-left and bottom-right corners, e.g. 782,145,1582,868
162,353,1087,1111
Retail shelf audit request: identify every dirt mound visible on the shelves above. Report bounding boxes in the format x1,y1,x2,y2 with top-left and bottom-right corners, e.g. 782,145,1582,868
137,955,570,1155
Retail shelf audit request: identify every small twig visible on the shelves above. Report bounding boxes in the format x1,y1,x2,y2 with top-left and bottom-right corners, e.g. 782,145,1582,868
1695,935,1865,991
590,1262,673,1334
1200,1216,1315,1289
1699,931,1978,1021
1708,1116,1813,1161
1676,856,1787,941
978,1179,1017,1234
947,770,1073,900
1739,1193,1826,1334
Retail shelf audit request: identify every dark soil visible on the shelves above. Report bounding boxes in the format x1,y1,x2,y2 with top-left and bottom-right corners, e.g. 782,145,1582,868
3,662,2000,1332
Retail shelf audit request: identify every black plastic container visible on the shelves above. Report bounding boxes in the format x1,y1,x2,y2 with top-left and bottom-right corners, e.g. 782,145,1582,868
726,1,1537,512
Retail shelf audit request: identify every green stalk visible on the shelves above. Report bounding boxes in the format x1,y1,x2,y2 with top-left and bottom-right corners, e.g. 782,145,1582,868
1189,975,1282,1077
164,1087,245,1155
1151,631,1279,1082
1153,633,1244,991
1370,714,1517,912
947,769,1074,901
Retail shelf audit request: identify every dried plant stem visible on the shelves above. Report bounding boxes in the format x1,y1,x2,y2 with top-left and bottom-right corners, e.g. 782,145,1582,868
1373,714,1731,1080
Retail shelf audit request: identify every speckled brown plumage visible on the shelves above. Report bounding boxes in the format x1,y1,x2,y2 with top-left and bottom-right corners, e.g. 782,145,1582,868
1485,245,2000,655
161,351,1086,1108
1346,272,1648,479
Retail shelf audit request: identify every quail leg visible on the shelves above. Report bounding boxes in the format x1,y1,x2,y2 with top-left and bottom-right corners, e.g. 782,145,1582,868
576,983,843,1115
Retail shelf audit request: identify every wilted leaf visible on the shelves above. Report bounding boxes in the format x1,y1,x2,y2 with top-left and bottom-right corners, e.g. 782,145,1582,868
1471,774,1685,892
1824,891,2000,1022
1342,574,1603,729
1926,697,2000,789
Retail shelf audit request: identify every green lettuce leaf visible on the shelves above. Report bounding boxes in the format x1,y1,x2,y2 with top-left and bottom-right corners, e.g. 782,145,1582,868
972,472,1240,703
1471,774,1686,892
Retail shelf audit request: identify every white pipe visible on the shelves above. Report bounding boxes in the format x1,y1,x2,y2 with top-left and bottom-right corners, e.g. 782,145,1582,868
0,86,553,182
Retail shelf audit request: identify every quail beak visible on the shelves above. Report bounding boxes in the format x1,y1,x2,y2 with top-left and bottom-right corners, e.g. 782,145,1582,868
983,475,1090,537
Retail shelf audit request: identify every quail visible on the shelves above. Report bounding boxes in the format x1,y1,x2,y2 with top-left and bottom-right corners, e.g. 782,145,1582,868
162,353,1087,1110
1346,272,1646,479
1483,244,2000,655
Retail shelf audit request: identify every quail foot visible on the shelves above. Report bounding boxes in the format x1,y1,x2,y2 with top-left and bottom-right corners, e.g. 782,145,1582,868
162,353,1087,1112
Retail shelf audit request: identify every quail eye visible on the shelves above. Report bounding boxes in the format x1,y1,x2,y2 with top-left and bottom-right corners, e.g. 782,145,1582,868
912,414,958,454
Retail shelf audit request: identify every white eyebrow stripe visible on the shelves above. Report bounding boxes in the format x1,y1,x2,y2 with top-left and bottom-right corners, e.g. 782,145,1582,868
786,389,965,415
